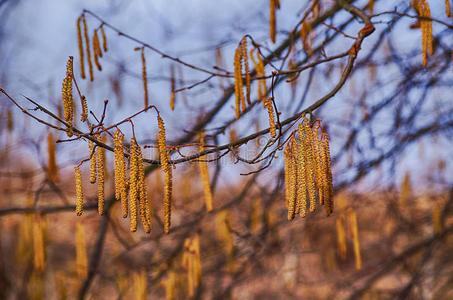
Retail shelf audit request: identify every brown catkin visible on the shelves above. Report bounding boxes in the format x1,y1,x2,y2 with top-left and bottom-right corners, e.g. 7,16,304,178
89,140,97,184
82,14,93,81
158,116,172,234
141,47,149,110
137,144,151,233
77,16,85,79
75,222,87,278
368,0,375,14
100,25,108,52
336,214,347,260
62,57,74,131
7,108,13,132
349,209,362,270
75,166,83,216
92,29,102,71
446,0,452,17
47,131,59,182
170,65,176,110
199,133,213,212
270,0,276,43
322,132,334,215
114,130,128,217
241,37,251,105
129,137,139,232
97,136,105,215
297,123,308,217
32,216,45,272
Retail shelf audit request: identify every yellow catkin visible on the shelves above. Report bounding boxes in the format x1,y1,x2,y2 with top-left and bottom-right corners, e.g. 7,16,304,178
133,269,147,300
446,0,452,17
300,21,312,55
215,210,234,272
418,0,433,66
100,25,108,52
433,204,442,235
199,133,213,212
286,140,297,220
47,131,59,182
241,37,251,105
62,57,74,130
312,125,324,205
141,47,149,110
75,166,83,215
303,118,316,212
98,136,106,215
129,137,139,232
80,96,88,122
270,0,276,43
137,144,151,233
54,273,67,300
114,130,128,217
184,235,202,297
93,29,102,71
89,140,97,184
368,0,375,14
82,14,93,81
297,124,308,217
336,214,347,261
264,97,276,138
322,132,334,215
7,108,13,132
284,143,291,209
75,222,88,278
251,198,262,233
234,45,243,119
77,16,85,79
349,210,362,270
158,116,172,234
32,216,45,272
250,49,267,102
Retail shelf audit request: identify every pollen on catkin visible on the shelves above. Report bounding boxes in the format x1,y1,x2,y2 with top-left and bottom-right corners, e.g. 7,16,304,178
75,222,88,278
158,115,172,234
418,0,433,66
234,44,244,119
199,133,213,212
296,124,308,217
129,137,139,232
77,16,85,79
303,118,316,212
322,132,334,215
241,37,251,105
141,47,149,110
80,96,88,122
349,209,362,270
114,130,128,217
250,49,267,102
75,166,83,216
47,131,59,182
285,140,297,220
62,57,74,132
97,136,106,215
82,14,93,81
89,140,97,184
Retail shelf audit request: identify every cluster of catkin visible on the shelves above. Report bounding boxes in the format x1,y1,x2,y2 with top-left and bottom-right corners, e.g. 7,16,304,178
284,117,333,220
413,0,433,66
182,235,202,298
77,13,108,81
234,37,251,120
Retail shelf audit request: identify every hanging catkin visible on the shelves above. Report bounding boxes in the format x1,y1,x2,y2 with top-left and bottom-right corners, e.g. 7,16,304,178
89,140,97,184
302,118,316,212
322,132,334,215
97,136,106,215
137,144,151,233
32,216,45,272
92,29,102,71
183,235,202,297
349,209,362,270
62,57,74,133
250,49,267,101
77,16,85,79
446,0,452,17
75,166,83,216
264,97,276,138
241,37,251,105
199,133,213,212
82,14,93,81
129,137,139,232
114,130,128,217
285,140,297,220
170,65,176,110
47,131,59,182
158,116,172,234
417,0,433,66
141,47,149,110
133,269,147,300
100,25,108,52
336,214,347,261
234,44,244,119
75,222,87,278
270,0,277,43
296,124,308,217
